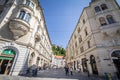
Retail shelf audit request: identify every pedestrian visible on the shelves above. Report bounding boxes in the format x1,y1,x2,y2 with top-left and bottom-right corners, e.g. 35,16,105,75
87,70,90,77
69,66,73,76
64,65,69,76
34,65,38,76
31,64,36,76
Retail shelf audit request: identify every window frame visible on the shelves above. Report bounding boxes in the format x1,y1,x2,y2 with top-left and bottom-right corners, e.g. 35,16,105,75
94,6,101,12
106,15,115,24
99,17,107,26
101,4,108,10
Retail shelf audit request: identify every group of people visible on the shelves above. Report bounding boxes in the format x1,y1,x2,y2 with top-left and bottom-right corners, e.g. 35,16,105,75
64,65,73,76
26,64,38,76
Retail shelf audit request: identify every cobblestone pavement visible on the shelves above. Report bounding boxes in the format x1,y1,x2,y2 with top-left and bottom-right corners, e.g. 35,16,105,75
0,68,105,80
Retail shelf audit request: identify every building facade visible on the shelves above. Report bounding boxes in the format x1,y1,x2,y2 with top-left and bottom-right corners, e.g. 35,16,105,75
0,0,52,76
66,0,120,78
51,55,65,68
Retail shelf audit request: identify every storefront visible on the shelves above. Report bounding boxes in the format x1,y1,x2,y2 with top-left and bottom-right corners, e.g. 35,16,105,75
0,49,16,75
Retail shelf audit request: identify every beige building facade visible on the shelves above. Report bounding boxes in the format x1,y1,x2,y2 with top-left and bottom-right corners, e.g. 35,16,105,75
0,0,52,76
66,0,120,78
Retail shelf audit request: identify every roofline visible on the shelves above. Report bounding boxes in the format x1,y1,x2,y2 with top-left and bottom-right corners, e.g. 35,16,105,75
66,6,89,49
66,0,120,49
37,0,52,46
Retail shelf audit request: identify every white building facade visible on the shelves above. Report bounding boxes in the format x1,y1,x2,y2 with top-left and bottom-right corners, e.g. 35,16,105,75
66,0,120,78
0,0,52,76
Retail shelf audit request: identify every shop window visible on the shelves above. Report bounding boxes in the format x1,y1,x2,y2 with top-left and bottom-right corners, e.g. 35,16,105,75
101,4,108,10
99,17,107,26
106,15,115,24
94,6,101,12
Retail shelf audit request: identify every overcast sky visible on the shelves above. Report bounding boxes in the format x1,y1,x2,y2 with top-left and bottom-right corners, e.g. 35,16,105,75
40,0,120,48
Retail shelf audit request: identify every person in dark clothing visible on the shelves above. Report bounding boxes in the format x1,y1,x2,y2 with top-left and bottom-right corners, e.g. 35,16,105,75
64,65,69,76
69,67,73,76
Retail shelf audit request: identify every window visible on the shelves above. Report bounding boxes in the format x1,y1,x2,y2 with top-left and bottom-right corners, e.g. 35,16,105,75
85,28,88,36
18,10,25,19
79,35,82,43
80,46,84,53
87,41,90,48
26,0,30,6
25,13,31,22
30,2,34,9
99,17,107,26
78,27,80,33
101,4,108,10
106,15,115,24
18,10,31,23
83,19,85,24
75,42,77,48
25,0,34,9
74,35,76,39
95,6,101,12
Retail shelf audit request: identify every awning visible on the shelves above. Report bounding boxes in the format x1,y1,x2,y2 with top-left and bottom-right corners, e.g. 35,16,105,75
0,56,13,60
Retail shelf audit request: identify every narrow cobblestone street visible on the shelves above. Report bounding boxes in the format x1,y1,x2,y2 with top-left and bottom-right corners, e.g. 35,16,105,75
0,68,104,80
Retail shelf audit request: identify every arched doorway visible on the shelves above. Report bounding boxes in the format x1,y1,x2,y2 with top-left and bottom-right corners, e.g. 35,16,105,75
29,52,35,66
90,55,98,75
111,50,120,78
0,49,16,75
36,57,40,66
81,58,88,72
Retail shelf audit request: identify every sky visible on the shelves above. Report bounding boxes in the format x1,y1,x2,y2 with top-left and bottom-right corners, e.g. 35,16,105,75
39,0,120,48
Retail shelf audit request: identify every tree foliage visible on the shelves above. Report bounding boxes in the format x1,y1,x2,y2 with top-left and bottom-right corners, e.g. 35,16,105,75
52,45,66,56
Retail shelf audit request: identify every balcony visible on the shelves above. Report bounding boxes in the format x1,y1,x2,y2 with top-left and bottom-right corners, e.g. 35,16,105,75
9,18,30,39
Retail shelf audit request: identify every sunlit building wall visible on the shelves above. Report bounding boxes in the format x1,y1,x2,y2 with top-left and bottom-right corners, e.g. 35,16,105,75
66,0,120,78
0,0,52,75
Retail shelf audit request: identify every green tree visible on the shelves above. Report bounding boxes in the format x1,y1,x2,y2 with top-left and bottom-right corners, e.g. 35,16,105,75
52,45,66,56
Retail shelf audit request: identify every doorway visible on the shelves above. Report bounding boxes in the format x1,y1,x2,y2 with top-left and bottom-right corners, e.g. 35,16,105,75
90,55,98,75
111,50,120,79
0,49,16,75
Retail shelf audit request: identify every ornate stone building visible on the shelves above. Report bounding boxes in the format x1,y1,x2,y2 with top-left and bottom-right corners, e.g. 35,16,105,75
0,0,52,75
66,0,120,78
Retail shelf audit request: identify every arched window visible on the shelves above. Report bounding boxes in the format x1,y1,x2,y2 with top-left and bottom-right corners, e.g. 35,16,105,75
25,0,30,6
95,6,101,12
101,4,108,10
99,17,107,26
18,10,25,19
25,13,31,22
106,15,115,24
25,0,34,9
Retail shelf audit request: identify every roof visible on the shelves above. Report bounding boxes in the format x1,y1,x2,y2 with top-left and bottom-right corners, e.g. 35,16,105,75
54,55,64,59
